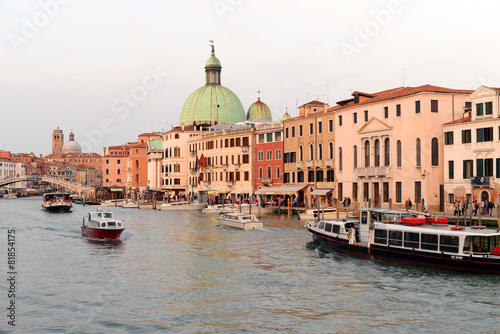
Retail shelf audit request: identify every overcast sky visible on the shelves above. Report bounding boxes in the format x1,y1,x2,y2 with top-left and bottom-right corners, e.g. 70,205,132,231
2,0,500,156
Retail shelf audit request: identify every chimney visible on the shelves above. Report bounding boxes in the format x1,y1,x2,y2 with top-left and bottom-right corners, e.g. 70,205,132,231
103,147,107,156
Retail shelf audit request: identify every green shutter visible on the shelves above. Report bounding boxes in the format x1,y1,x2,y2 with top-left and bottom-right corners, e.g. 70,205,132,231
463,160,466,179
448,161,454,180
477,159,484,177
477,128,484,142
477,103,483,116
497,158,500,178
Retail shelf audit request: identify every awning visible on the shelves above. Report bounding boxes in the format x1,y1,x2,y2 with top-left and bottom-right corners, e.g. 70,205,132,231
230,186,254,195
311,188,333,196
110,187,124,192
256,185,306,195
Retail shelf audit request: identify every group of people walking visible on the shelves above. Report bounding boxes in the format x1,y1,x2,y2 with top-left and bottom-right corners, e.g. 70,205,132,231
454,199,496,216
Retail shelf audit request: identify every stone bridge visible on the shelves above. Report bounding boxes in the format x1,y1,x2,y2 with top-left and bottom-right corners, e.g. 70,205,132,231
0,175,95,196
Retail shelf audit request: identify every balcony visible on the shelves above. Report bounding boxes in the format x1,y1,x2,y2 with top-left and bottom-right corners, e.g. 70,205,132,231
206,165,213,171
234,163,241,170
203,180,211,185
189,168,196,174
296,161,303,169
356,166,392,178
325,159,334,167
222,164,229,170
471,176,490,186
226,180,235,186
189,150,196,157
314,160,322,168
241,145,250,152
306,161,314,168
262,178,272,185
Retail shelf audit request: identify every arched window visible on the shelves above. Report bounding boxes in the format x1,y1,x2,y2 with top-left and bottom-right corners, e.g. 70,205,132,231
329,142,334,159
135,174,139,183
135,160,139,168
339,147,343,171
416,138,421,167
299,146,303,161
259,167,263,179
105,169,109,175
397,140,402,167
117,169,120,175
384,138,390,166
354,145,358,168
319,143,323,160
364,140,370,167
374,139,380,167
276,166,281,179
309,144,314,160
267,166,272,178
431,137,438,166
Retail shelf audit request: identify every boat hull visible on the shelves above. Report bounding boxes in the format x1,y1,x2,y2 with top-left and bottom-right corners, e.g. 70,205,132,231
158,203,205,211
309,228,500,274
81,227,124,240
43,204,72,212
217,219,263,230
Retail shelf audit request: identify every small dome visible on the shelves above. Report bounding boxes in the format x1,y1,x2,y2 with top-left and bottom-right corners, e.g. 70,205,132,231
62,132,82,154
205,55,221,68
247,98,272,120
280,111,292,122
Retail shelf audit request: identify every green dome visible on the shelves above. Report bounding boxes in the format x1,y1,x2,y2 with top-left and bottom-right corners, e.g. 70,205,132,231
247,98,272,120
178,46,246,126
280,111,292,122
179,84,246,125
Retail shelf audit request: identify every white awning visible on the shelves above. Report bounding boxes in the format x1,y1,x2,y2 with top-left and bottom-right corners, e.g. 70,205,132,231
256,185,306,195
311,188,333,196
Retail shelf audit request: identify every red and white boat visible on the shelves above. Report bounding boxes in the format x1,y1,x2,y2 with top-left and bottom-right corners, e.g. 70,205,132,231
81,209,125,240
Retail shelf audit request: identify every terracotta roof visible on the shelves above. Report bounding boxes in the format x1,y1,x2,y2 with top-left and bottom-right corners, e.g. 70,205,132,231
298,100,327,108
352,91,375,97
138,132,161,137
330,84,473,112
443,115,471,125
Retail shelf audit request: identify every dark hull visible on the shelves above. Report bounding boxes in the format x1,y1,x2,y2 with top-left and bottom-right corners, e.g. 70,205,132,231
81,226,124,240
43,205,72,212
309,228,500,275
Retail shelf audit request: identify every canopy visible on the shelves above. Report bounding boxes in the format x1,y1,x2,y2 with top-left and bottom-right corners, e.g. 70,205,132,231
256,185,306,195
311,188,333,196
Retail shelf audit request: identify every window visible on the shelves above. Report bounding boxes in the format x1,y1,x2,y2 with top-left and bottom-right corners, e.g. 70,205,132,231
117,159,121,164
396,104,401,117
338,115,342,127
486,102,493,115
328,119,333,132
431,100,438,113
497,159,500,179
267,166,272,178
374,139,380,167
329,142,334,159
276,166,281,180
353,145,358,168
364,140,370,167
339,147,343,171
421,234,438,251
106,159,109,164
135,160,139,168
404,232,419,249
485,158,493,177
477,127,493,142
415,181,421,203
444,131,453,145
352,182,358,200
275,149,281,160
463,160,473,179
353,113,357,124
365,110,369,121
440,235,459,253
383,182,389,202
327,170,334,182
105,169,109,175
374,229,387,244
318,143,323,160
259,167,263,179
117,169,120,175
316,170,323,183
384,138,390,166
397,140,402,168
384,107,388,119
285,127,289,139
283,173,290,183
309,144,314,160
462,130,471,144
291,126,295,138
396,182,402,203
258,151,264,161
431,138,438,166
477,159,484,177
299,146,303,161
416,138,421,167
338,183,343,200
275,132,281,142
388,230,402,247
267,133,273,142
299,125,303,137
476,103,484,116
415,100,420,114
318,121,323,134
297,171,304,182
308,170,314,182
448,161,454,180
309,123,314,135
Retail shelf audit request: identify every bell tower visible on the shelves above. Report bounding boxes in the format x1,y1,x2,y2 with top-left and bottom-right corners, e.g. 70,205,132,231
52,127,64,155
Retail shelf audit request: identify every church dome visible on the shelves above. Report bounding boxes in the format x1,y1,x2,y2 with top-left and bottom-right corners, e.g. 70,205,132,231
178,46,246,126
247,98,272,120
280,111,292,122
62,132,82,154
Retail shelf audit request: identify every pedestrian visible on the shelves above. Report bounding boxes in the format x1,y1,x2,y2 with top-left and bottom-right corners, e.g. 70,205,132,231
474,200,479,215
453,201,457,216
408,198,412,211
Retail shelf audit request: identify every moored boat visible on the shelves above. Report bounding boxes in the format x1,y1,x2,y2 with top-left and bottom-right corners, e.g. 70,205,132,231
306,208,500,274
81,209,125,240
217,212,263,230
298,207,337,220
202,204,237,214
157,201,205,211
42,192,73,212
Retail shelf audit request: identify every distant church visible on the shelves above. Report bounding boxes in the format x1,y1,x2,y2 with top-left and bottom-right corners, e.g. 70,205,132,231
51,126,82,155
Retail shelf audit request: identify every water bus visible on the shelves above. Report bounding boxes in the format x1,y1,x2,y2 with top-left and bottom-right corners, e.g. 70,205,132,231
42,192,73,212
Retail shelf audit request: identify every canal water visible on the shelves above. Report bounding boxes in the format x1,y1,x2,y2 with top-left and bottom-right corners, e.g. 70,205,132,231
1,197,500,333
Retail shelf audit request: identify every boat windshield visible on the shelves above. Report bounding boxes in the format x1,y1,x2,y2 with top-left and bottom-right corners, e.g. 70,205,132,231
103,213,113,218
464,235,500,254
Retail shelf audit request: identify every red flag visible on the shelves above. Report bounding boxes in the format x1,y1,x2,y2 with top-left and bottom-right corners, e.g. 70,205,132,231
199,153,206,171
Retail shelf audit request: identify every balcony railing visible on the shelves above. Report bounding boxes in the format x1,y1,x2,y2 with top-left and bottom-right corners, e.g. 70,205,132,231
262,178,272,184
190,168,196,174
241,145,250,152
356,166,392,178
325,159,333,167
203,180,211,185
314,160,322,168
226,180,235,186
306,161,314,168
222,164,229,170
296,161,303,169
234,163,241,170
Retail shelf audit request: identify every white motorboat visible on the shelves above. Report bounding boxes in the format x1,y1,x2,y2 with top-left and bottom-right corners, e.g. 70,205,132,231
120,201,139,208
298,207,337,220
100,199,124,207
216,212,263,230
81,208,125,240
202,204,237,214
157,201,205,211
